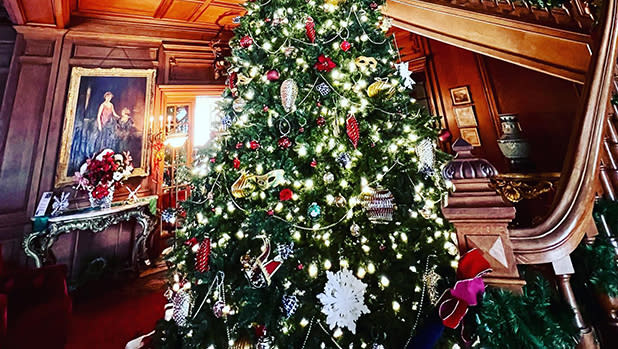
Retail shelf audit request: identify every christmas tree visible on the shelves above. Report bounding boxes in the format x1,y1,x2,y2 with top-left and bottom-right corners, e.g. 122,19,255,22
158,0,459,347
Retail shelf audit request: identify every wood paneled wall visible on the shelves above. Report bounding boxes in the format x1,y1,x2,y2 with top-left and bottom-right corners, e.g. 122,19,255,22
0,22,227,266
425,39,580,173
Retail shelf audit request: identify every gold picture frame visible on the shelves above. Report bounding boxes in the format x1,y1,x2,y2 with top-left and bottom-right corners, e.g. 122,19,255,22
55,67,156,187
454,105,478,128
460,127,482,147
450,86,472,105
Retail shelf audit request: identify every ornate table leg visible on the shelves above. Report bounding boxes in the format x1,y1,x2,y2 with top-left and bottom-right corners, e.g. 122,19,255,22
23,230,47,268
132,211,150,271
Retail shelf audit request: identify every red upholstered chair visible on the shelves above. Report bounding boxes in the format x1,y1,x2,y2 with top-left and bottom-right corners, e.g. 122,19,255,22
0,247,72,349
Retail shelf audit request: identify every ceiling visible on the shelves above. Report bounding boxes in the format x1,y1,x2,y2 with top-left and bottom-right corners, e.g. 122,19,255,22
3,0,246,31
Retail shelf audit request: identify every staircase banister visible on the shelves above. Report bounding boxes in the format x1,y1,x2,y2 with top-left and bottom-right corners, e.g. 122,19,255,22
508,0,618,265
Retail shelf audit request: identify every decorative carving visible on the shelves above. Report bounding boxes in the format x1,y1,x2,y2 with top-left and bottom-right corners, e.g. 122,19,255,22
419,0,596,34
442,138,498,180
490,174,557,203
24,202,155,269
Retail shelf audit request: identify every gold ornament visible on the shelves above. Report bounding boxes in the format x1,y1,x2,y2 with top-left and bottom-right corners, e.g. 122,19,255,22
367,78,396,98
231,170,286,198
231,172,256,198
355,56,378,71
254,169,286,189
232,97,247,112
231,335,252,349
423,266,442,305
325,0,344,5
350,222,360,237
334,194,347,207
280,79,298,113
237,73,252,85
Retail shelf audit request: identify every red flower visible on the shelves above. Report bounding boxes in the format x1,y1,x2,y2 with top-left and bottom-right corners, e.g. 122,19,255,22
233,157,241,169
314,54,336,72
279,188,293,201
92,185,109,200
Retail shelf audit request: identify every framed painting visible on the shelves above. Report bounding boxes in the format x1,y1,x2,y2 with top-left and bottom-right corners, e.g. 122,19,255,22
460,127,482,147
450,86,472,105
55,67,156,187
454,105,478,128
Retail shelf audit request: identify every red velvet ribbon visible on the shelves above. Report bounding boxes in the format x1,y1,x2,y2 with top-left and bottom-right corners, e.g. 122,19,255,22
438,249,491,330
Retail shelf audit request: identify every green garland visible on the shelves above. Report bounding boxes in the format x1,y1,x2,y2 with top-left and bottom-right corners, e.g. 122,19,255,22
572,235,618,297
473,274,578,349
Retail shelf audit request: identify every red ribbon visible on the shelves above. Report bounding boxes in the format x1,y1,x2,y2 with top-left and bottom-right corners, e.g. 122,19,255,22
438,249,491,329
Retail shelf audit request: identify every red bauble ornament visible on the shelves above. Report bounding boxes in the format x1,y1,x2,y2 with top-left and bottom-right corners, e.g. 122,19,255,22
314,54,336,72
239,35,253,48
370,2,379,10
210,157,216,163
299,127,305,133
233,157,240,169
305,17,316,43
438,128,452,143
255,324,267,338
297,263,304,270
346,115,360,148
279,188,293,201
250,140,260,150
340,41,351,52
263,105,269,112
266,69,280,81
317,116,326,126
267,209,274,216
278,136,292,148
236,142,244,149
310,159,317,168
196,238,211,272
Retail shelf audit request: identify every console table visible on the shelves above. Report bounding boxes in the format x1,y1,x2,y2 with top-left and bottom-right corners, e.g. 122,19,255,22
24,196,158,271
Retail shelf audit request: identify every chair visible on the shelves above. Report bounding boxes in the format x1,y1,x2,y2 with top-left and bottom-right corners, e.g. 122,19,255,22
0,247,72,349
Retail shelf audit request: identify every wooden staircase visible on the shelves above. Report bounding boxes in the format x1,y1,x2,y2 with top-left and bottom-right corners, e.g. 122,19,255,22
384,0,618,347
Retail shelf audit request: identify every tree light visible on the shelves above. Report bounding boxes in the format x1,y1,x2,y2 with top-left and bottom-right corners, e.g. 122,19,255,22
309,263,318,277
380,275,390,287
367,263,376,274
324,260,332,269
392,301,400,311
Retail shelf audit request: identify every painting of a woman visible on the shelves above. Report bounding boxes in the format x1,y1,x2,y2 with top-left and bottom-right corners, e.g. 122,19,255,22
97,91,121,150
55,68,155,187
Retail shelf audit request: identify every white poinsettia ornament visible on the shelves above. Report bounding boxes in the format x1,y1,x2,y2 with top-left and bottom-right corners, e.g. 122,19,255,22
317,269,370,334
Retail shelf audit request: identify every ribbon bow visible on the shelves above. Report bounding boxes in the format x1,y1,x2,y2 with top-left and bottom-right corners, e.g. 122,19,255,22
438,248,491,329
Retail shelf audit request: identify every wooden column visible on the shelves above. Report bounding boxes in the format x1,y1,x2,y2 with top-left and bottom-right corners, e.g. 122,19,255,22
441,139,524,291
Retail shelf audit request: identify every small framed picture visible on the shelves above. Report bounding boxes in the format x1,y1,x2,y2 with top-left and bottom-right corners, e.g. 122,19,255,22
450,86,472,105
460,127,481,147
454,105,478,128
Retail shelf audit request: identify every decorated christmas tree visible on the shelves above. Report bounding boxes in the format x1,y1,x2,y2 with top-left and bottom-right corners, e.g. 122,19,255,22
157,0,460,347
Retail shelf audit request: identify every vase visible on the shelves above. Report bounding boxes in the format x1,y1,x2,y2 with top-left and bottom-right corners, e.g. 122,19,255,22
88,186,115,209
496,114,531,170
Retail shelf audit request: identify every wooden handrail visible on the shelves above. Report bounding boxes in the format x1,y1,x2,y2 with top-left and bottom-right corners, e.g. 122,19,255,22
508,0,618,265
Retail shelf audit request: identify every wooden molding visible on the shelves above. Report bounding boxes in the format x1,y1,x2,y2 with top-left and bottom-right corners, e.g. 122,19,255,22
384,0,592,84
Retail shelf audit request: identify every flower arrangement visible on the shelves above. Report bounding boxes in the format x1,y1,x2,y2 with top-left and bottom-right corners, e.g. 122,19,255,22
75,149,133,207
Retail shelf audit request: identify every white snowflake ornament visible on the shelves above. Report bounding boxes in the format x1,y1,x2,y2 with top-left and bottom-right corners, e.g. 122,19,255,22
317,269,370,334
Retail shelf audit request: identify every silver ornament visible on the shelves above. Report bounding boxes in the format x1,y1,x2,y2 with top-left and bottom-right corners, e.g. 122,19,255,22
323,172,335,183
212,299,226,318
416,138,435,177
280,79,298,113
257,336,273,349
350,223,360,237
364,187,396,224
172,290,191,327
233,97,247,112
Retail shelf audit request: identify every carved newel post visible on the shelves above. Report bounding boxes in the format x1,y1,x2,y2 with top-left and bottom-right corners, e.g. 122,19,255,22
441,139,524,290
